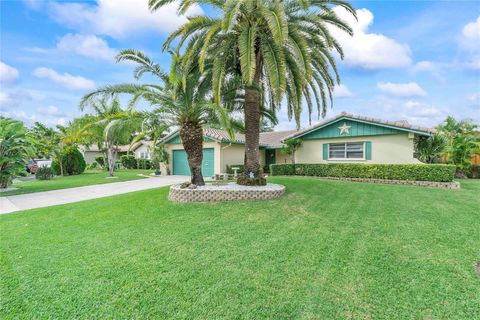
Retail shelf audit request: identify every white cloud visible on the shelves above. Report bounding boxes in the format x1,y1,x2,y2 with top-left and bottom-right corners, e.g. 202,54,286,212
404,100,441,118
37,105,68,118
32,67,95,90
333,84,353,98
56,33,117,60
0,61,20,84
377,82,427,97
459,16,480,70
330,7,412,69
47,0,203,39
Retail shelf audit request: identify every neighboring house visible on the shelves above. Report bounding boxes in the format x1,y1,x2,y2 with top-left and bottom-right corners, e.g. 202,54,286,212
79,141,154,164
283,112,433,164
160,128,295,176
160,112,434,176
131,141,154,160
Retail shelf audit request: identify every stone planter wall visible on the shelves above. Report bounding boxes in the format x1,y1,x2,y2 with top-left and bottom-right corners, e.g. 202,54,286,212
318,177,460,189
169,183,286,203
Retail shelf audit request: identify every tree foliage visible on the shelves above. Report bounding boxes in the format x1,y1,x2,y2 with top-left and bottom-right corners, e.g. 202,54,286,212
436,116,479,172
0,117,33,188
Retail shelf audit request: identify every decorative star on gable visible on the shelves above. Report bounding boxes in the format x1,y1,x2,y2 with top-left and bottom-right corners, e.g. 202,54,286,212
338,122,351,135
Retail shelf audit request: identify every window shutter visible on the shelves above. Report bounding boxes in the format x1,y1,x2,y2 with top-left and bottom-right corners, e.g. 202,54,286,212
365,141,372,160
323,144,328,160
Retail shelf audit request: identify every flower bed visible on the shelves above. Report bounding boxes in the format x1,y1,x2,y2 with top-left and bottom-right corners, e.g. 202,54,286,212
169,182,285,203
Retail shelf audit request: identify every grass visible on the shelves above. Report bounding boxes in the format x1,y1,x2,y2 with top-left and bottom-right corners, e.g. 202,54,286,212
1,177,479,319
0,169,153,196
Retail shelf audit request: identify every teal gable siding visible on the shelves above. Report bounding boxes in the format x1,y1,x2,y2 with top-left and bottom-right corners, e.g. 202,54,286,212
301,119,402,140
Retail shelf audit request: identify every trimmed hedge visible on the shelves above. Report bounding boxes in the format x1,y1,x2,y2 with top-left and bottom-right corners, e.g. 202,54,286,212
270,163,456,182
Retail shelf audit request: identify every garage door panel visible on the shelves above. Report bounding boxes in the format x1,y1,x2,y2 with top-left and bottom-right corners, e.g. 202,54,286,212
172,148,214,176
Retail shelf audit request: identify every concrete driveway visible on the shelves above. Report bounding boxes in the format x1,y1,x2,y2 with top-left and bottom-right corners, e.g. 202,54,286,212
0,175,188,215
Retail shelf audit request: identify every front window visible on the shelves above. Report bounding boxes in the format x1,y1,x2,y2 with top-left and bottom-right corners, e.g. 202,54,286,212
329,142,364,159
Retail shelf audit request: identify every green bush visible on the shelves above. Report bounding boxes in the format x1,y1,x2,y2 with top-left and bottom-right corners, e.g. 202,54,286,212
270,163,456,182
86,162,97,170
137,158,152,170
236,176,267,186
52,146,86,176
35,166,54,180
95,156,105,168
120,154,137,169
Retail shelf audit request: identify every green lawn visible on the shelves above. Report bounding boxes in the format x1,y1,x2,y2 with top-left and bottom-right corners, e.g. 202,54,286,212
1,177,479,319
0,169,153,196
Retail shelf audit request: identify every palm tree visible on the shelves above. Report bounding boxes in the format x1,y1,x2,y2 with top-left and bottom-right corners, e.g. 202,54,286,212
415,134,446,164
281,138,303,164
149,0,355,182
437,116,479,175
79,97,141,177
80,50,232,185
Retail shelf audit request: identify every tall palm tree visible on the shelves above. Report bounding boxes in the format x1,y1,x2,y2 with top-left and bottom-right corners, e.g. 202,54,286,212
79,97,141,177
149,0,355,182
80,50,232,185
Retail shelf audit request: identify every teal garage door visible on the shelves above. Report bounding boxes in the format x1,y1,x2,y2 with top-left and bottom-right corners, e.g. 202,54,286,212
172,148,214,177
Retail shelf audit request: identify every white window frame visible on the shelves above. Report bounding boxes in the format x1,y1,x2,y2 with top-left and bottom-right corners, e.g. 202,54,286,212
328,142,366,161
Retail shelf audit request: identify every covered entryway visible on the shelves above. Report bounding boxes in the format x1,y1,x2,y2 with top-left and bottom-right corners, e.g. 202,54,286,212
172,148,215,177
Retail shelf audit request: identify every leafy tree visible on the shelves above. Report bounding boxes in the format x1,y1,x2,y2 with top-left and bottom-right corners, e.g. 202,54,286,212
149,0,355,182
0,117,33,188
437,116,479,175
415,134,446,164
80,50,231,185
29,122,60,159
281,138,302,164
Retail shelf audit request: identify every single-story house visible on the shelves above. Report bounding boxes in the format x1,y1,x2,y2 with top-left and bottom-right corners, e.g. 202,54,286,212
283,112,434,164
160,112,434,176
79,140,154,164
160,128,296,176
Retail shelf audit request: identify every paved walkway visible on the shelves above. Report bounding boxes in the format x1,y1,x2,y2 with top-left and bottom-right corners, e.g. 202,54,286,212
0,176,188,215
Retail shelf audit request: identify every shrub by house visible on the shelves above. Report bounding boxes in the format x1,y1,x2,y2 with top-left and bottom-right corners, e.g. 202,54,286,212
270,163,456,182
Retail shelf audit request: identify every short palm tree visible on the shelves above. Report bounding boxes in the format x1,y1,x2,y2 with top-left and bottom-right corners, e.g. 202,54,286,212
80,50,232,185
415,134,446,164
149,0,355,182
79,97,142,177
281,138,303,164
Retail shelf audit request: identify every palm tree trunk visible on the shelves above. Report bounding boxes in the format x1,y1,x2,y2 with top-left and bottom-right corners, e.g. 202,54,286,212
180,122,205,186
242,52,263,181
107,143,115,177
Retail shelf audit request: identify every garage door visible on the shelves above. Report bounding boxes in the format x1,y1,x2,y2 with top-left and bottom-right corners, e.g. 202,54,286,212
172,148,214,177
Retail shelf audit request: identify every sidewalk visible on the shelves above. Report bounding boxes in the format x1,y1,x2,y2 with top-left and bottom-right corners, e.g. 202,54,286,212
0,176,188,215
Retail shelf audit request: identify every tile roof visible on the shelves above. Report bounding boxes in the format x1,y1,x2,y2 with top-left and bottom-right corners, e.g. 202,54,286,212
161,127,297,148
283,112,435,141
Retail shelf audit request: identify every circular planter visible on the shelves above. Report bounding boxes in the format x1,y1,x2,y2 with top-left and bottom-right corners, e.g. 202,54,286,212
169,182,285,203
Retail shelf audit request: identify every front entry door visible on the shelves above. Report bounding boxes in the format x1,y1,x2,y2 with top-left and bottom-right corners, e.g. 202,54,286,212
265,149,276,167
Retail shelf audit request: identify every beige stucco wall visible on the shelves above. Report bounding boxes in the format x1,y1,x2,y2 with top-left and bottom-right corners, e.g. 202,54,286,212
295,133,422,164
83,151,103,164
134,144,152,159
220,144,245,172
275,149,292,164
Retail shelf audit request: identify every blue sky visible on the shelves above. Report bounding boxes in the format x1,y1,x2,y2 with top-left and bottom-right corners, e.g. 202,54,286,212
1,0,479,130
